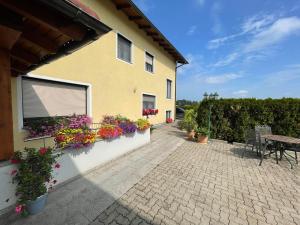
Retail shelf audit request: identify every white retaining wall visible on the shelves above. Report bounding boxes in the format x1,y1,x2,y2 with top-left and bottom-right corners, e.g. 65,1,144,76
0,130,150,212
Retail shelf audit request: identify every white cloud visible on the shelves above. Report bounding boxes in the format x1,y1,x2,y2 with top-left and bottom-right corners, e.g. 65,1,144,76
205,73,242,84
211,2,223,35
212,52,239,67
242,14,276,33
233,90,248,97
244,17,300,52
196,0,205,7
208,13,276,49
187,25,197,36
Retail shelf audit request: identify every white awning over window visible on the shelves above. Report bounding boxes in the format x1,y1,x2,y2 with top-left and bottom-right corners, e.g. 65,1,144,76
22,78,87,118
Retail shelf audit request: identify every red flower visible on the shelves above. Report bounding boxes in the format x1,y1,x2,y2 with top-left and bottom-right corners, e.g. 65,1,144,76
10,159,20,164
54,163,60,169
39,147,48,155
10,169,17,176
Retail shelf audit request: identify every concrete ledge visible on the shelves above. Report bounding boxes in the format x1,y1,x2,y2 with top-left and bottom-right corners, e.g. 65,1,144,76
0,129,150,212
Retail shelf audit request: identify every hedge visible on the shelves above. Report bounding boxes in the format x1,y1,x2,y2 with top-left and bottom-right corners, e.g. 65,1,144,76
197,98,300,143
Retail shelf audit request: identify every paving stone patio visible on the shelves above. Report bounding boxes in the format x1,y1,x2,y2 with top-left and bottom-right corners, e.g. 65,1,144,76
1,124,300,225
91,127,300,225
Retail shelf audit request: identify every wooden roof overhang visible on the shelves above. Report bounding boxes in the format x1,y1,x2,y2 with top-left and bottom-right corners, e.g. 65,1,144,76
0,0,111,160
0,0,112,77
111,0,188,65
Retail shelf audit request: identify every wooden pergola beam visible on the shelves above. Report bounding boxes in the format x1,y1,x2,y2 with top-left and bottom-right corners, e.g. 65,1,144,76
11,47,40,65
21,31,59,53
0,0,86,41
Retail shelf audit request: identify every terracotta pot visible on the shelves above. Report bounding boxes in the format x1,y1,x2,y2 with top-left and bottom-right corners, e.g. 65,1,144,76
187,130,195,140
197,135,208,144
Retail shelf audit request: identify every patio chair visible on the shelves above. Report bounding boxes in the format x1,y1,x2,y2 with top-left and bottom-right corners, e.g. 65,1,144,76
283,146,300,164
242,128,257,158
255,125,275,165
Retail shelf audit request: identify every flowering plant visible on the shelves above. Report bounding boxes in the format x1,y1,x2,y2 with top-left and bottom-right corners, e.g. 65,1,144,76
54,128,96,149
98,124,122,139
118,121,137,134
101,115,118,125
136,119,151,131
142,109,158,116
166,118,173,123
24,115,92,139
67,115,92,129
23,117,66,139
10,147,61,216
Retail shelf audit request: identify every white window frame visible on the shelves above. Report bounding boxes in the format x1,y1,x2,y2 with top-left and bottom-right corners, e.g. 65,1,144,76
116,32,133,65
142,92,157,111
144,50,155,74
166,79,172,99
16,73,92,131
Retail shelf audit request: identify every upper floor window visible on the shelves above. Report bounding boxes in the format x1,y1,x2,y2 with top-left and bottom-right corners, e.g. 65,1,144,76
143,94,156,109
145,52,154,73
167,79,172,99
117,33,132,63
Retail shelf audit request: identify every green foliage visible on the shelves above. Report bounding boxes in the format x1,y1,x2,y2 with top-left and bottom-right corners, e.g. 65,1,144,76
11,147,62,215
181,109,197,132
197,98,300,143
195,127,210,136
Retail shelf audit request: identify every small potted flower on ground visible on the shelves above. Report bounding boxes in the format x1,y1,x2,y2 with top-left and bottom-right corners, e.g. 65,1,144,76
166,118,173,123
11,147,62,216
195,127,210,144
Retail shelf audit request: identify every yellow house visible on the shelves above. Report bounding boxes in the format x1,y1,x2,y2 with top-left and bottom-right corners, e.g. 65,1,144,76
2,0,187,157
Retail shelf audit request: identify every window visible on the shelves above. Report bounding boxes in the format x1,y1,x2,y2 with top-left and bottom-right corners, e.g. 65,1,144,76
166,110,172,119
22,77,87,120
117,33,132,63
145,52,154,73
167,79,172,99
143,94,155,109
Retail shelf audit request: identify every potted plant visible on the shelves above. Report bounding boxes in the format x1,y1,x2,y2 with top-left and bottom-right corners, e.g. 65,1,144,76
195,127,210,144
11,147,62,216
166,118,173,123
182,109,197,140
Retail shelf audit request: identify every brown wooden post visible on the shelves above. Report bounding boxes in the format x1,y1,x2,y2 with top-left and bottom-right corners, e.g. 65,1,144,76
0,49,14,160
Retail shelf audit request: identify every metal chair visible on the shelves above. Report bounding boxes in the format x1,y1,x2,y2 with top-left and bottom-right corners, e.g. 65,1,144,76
242,128,257,158
255,125,275,165
284,145,300,164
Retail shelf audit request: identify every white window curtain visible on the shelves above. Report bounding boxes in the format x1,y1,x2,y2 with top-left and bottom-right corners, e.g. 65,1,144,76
22,78,87,118
143,94,155,109
118,34,132,63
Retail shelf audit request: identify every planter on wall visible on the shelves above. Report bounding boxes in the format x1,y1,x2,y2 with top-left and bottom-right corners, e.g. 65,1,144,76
0,129,150,212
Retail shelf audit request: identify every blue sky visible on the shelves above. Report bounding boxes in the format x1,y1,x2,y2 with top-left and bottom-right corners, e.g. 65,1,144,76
133,0,300,100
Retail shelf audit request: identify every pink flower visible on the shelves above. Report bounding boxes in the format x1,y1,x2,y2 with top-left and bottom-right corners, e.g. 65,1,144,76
39,147,48,155
15,205,23,214
10,169,17,176
53,180,57,184
54,163,60,169
10,159,20,164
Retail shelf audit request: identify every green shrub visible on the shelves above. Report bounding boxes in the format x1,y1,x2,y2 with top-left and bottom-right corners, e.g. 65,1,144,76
181,109,197,132
197,98,300,143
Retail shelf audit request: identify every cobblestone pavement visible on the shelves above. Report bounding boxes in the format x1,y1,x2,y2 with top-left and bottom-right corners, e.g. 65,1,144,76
91,137,300,225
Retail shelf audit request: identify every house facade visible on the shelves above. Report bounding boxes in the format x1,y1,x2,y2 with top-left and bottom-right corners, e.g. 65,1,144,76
10,0,187,152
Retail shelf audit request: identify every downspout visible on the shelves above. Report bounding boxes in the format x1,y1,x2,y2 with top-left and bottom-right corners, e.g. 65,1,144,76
175,62,185,121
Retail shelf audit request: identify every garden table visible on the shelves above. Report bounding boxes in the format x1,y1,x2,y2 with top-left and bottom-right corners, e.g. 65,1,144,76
261,134,300,168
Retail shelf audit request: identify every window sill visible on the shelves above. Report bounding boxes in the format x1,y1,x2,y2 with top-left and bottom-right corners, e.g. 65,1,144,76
116,57,133,65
